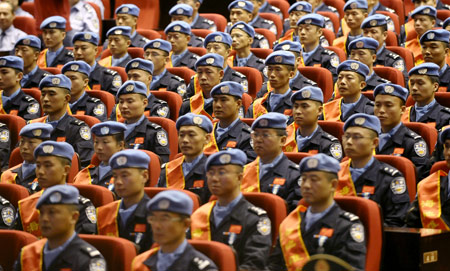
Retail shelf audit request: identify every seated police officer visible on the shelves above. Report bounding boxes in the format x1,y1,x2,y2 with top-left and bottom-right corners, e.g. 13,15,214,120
179,53,225,119
99,26,133,68
333,0,368,53
164,21,200,71
16,141,97,237
322,60,374,122
281,1,312,36
247,51,296,119
169,6,205,48
256,40,317,98
247,0,278,37
406,126,450,229
14,185,106,271
144,39,187,96
338,113,410,227
348,37,390,92
205,82,252,156
158,113,212,204
374,83,431,181
132,190,218,271
285,86,343,161
191,149,272,270
117,81,170,163
73,121,126,191
0,56,41,121
72,32,122,96
14,35,52,89
420,29,450,90
37,16,74,68
268,154,366,271
0,194,15,229
31,74,94,167
178,0,217,31
97,150,153,254
402,63,450,131
61,60,107,121
243,113,300,211
0,123,53,194
0,123,10,170
111,59,170,120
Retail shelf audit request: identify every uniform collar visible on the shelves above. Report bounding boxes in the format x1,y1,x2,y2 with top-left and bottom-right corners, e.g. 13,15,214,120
191,14,200,27
259,1,269,11
302,44,320,62
112,53,130,66
369,2,380,15
440,64,448,77
90,61,97,72
70,0,84,11
376,44,386,57
70,91,87,108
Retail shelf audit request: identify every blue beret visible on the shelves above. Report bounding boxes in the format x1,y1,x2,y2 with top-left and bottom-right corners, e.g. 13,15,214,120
344,0,368,11
210,81,244,98
125,58,154,75
164,21,191,35
176,113,213,133
252,112,288,130
91,121,127,136
291,86,324,103
299,153,341,174
115,4,140,17
15,35,41,50
20,123,53,139
228,0,254,13
34,141,75,160
361,14,388,28
169,4,193,17
195,53,224,69
408,62,440,77
420,29,450,44
62,61,91,77
348,37,379,52
374,83,409,102
337,60,369,80
204,32,232,47
144,39,172,54
205,149,247,170
230,22,255,38
265,51,296,66
107,26,132,38
72,32,99,45
411,5,436,18
444,17,450,30
0,56,23,71
273,40,302,53
439,125,450,143
39,74,72,91
147,190,193,216
36,185,79,208
344,113,381,134
297,14,325,28
40,16,66,30
289,2,312,13
109,149,150,169
116,80,148,98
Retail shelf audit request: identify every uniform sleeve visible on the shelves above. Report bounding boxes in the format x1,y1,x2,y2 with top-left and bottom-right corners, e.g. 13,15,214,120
0,126,11,170
186,80,195,98
150,128,170,164
405,197,423,228
267,238,287,271
245,105,254,118
239,214,272,270
76,197,97,234
158,165,167,187
337,221,366,271
179,101,191,117
382,172,410,227
72,125,95,167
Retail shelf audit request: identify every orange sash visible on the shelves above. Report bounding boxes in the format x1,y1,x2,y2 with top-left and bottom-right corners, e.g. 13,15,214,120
203,122,219,153
417,170,450,230
131,247,160,271
252,93,269,119
401,106,436,129
97,200,121,237
193,75,202,95
404,20,415,42
190,201,216,240
19,238,46,271
98,56,112,67
227,55,235,68
279,205,310,270
0,164,21,184
18,191,43,238
332,36,347,52
166,52,174,68
72,165,95,185
340,19,350,37
405,38,423,65
277,29,295,44
37,49,48,68
242,158,261,192
28,116,47,124
335,160,357,197
438,86,447,93
322,98,342,122
165,156,186,189
0,90,16,115
189,92,213,121
283,122,299,152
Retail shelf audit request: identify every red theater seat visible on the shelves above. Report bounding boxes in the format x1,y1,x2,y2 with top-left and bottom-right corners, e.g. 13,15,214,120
0,230,38,271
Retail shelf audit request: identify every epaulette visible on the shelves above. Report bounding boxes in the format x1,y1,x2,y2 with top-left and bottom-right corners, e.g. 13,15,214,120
0,197,10,205
386,7,395,13
340,211,359,221
289,162,300,169
22,95,35,102
256,58,265,64
324,132,339,142
71,119,85,126
406,130,422,140
328,6,338,12
263,19,274,24
441,107,450,114
88,97,101,103
204,18,215,25
66,50,74,57
270,6,281,12
249,205,267,216
379,78,390,83
43,72,51,77
305,78,317,85
154,98,168,105
172,74,184,82
0,123,6,128
323,49,335,56
81,245,102,258
142,36,150,43
193,256,212,270
105,68,118,75
183,97,190,102
381,163,400,177
255,33,265,40
242,125,252,133
444,4,450,9
388,52,400,60
191,54,200,60
368,100,375,106
233,70,246,79
78,195,92,205
196,37,205,43
148,122,162,130
161,163,167,169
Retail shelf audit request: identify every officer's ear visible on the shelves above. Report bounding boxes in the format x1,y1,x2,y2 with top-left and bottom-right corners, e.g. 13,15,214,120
126,38,131,47
61,30,66,40
359,77,367,91
185,34,191,43
400,104,406,115
317,104,324,116
235,98,243,108
141,169,149,185
248,13,253,22
329,176,338,192
33,50,40,61
16,71,23,82
142,95,149,107
218,69,224,80
288,66,296,79
183,217,191,230
194,1,201,11
382,31,388,41
93,45,98,55
371,51,377,63
444,46,449,56
83,77,90,88
248,36,254,45
316,27,323,37
372,134,379,148
132,16,138,27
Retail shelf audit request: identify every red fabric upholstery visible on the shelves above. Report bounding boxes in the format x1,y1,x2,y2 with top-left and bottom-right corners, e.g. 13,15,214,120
144,187,201,212
0,183,29,208
150,91,183,122
147,117,178,161
70,184,114,207
0,230,38,271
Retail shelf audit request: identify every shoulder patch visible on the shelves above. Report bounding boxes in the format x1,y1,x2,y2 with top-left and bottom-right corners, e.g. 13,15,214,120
80,126,92,140
27,103,40,115
156,130,168,146
248,205,267,216
414,140,427,157
0,129,9,143
1,206,14,226
391,177,407,195
350,223,365,243
93,103,105,116
388,53,399,60
341,211,359,221
156,105,170,118
257,217,271,236
330,143,343,160
89,258,106,271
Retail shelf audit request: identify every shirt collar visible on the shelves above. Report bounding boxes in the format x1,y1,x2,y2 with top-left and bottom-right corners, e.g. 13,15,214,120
386,122,402,136
90,62,97,72
191,13,200,26
366,71,374,82
297,125,319,139
440,64,448,76
259,151,284,166
249,15,259,25
0,25,14,35
236,52,253,63
112,53,130,64
173,49,188,57
315,3,326,12
218,116,240,130
152,69,166,83
44,231,76,253
131,30,137,39
2,88,21,100
70,91,87,108
48,45,64,54
415,98,436,110
217,192,243,208
376,44,386,57
302,44,320,62
351,156,375,170
25,65,39,76
369,2,380,15
125,114,146,125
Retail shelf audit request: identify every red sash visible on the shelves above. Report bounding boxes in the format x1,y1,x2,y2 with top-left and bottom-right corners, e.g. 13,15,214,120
283,122,299,152
252,93,269,119
203,122,219,154
18,191,44,238
190,201,216,240
72,165,95,185
131,247,160,271
335,160,357,197
19,239,47,270
322,98,342,122
405,38,423,65
98,56,112,67
401,106,436,129
97,200,121,237
189,92,213,121
165,156,186,189
0,164,21,184
37,49,48,68
242,158,261,192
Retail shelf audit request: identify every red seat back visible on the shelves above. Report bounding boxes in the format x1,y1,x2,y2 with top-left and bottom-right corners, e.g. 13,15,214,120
406,92,450,108
318,121,345,145
323,0,345,18
240,118,254,127
403,122,437,155
298,67,334,102
70,184,114,207
241,93,253,113
144,187,201,212
115,0,159,29
318,11,340,33
101,48,144,59
167,67,195,84
187,47,207,57
21,2,35,16
379,0,405,25
0,115,26,152
255,28,276,49
437,10,450,22
150,91,183,122
147,117,178,161
79,234,137,271
376,11,400,34
189,240,238,271
199,13,227,32
430,161,449,175
68,153,81,183
136,29,161,40
0,230,38,271
41,67,61,74
373,66,405,87
232,67,263,99
325,46,346,61
386,31,398,46
139,150,161,187
250,48,273,59
267,0,289,19
108,66,127,82
259,13,283,38
0,183,29,208
13,16,37,35
73,114,101,127
8,147,22,168
283,152,312,164
321,28,336,46
86,90,116,117
191,29,213,39
385,46,415,73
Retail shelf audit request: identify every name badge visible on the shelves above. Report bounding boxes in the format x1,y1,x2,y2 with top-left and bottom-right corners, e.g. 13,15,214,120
193,180,204,188
273,178,286,185
135,137,144,144
393,148,404,155
319,227,334,237
134,224,146,233
362,185,375,194
226,141,237,148
229,224,242,234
